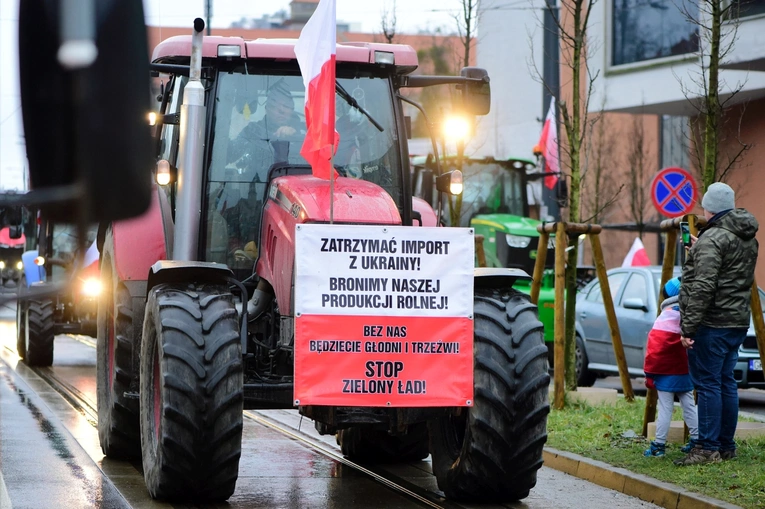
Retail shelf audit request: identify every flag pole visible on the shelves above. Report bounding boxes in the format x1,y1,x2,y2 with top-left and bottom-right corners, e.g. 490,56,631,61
330,155,335,224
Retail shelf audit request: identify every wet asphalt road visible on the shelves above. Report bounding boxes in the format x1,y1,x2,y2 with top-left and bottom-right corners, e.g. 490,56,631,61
0,300,670,508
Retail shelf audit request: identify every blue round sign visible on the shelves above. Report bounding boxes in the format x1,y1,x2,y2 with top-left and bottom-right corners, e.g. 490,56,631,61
650,167,698,218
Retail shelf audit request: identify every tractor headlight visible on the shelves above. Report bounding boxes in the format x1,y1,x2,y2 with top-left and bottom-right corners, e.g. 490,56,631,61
16,261,23,271
505,234,531,249
0,261,5,270
82,277,102,297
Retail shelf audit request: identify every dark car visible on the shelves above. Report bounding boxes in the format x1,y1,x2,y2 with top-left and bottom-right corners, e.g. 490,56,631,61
575,265,764,389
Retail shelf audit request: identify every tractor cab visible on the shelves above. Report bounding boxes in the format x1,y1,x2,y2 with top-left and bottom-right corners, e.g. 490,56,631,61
412,154,555,275
153,44,408,281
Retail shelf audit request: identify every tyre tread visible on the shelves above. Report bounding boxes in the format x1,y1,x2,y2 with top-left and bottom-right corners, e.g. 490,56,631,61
429,288,550,502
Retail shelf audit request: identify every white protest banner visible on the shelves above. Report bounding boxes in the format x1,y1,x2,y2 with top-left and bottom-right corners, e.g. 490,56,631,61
294,224,474,407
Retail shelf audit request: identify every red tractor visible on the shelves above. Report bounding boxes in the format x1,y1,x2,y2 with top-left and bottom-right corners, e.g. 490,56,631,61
97,19,549,502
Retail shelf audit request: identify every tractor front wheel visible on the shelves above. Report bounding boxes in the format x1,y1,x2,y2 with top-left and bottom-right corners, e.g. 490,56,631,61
337,423,429,462
140,283,243,502
429,288,550,502
23,299,54,366
97,232,140,459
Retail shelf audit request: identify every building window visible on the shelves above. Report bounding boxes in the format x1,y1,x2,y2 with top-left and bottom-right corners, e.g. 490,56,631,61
660,116,690,171
612,0,699,66
731,0,765,17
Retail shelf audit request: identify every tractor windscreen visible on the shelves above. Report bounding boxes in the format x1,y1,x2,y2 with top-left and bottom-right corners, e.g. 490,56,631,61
445,160,526,227
48,224,98,281
205,71,401,268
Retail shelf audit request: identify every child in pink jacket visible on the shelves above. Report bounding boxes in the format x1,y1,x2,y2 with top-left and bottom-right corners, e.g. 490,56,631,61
643,277,699,457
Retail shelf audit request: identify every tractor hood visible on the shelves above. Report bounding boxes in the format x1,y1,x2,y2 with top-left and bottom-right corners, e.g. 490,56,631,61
270,175,402,225
471,214,542,237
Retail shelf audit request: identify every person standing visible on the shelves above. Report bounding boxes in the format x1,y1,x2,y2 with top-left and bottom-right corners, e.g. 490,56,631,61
643,277,699,457
675,182,759,466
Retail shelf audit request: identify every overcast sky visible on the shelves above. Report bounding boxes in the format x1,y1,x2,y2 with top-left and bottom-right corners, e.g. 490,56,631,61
142,0,460,34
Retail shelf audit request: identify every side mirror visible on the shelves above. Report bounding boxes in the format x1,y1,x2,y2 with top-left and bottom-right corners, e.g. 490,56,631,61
18,0,153,223
460,67,491,116
436,170,463,196
623,298,648,312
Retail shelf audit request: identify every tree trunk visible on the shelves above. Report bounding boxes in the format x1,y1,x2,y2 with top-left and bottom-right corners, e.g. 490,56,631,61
563,0,584,392
702,0,722,189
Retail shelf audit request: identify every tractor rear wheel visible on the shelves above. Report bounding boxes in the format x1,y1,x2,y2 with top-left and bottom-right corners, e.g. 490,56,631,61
97,233,141,459
337,422,429,462
428,288,550,502
140,283,243,502
24,299,54,366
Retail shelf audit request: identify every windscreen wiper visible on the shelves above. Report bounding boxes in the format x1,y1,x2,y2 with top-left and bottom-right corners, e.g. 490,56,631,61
335,82,384,132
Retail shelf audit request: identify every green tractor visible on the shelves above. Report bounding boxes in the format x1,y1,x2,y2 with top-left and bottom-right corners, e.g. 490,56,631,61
412,154,592,376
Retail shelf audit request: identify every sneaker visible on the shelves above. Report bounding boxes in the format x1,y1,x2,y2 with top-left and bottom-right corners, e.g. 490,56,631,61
673,447,722,466
681,438,698,454
720,449,737,460
644,441,666,457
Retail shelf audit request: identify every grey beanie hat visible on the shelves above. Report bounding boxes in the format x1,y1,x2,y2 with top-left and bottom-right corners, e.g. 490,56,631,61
701,182,735,214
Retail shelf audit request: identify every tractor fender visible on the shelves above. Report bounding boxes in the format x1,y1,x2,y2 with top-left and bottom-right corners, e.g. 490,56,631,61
473,267,531,290
147,260,234,294
21,250,44,286
111,185,172,283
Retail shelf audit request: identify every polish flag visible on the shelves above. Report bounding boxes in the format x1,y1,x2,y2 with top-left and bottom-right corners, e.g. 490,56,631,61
295,0,338,180
536,97,560,190
622,237,651,267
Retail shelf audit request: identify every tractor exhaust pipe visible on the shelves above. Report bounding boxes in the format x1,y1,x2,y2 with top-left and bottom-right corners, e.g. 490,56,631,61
172,18,206,261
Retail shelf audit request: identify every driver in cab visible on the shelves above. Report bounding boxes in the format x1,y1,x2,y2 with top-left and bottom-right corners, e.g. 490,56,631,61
228,82,306,171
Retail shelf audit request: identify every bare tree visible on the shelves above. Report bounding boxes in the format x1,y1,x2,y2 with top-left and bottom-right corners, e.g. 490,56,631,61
677,0,751,189
622,115,654,238
454,0,480,68
582,112,623,224
446,0,481,227
381,0,398,44
537,0,600,391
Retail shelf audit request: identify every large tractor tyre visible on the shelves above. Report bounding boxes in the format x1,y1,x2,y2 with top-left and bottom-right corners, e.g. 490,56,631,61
429,288,550,502
16,299,27,360
575,335,597,387
140,283,243,502
97,237,141,459
337,422,430,462
24,299,55,366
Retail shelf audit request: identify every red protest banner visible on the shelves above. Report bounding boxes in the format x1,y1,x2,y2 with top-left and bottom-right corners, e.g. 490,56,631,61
293,224,474,407
294,315,473,406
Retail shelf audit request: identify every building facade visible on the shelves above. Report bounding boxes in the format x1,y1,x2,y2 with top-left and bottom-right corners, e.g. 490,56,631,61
587,0,765,280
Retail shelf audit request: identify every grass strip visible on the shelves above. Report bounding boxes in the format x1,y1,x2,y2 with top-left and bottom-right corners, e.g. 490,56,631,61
546,396,765,508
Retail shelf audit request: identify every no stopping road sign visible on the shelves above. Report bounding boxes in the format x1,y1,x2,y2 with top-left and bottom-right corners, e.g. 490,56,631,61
651,167,698,218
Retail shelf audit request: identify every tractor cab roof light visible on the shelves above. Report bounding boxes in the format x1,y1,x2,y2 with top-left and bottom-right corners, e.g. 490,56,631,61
374,51,395,65
218,45,241,58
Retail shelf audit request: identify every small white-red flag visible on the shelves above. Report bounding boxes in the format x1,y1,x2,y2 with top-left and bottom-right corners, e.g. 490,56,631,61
295,0,338,180
536,98,560,190
622,237,651,267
